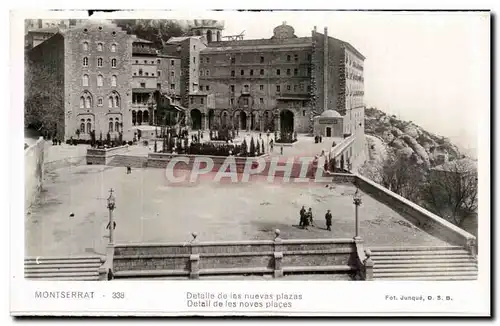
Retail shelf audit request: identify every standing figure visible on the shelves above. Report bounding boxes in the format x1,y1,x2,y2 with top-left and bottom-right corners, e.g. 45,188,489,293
299,205,306,227
269,139,274,153
280,146,283,155
307,208,314,227
325,209,332,231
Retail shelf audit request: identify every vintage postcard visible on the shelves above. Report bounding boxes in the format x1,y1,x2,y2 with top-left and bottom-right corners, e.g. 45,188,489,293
10,8,490,317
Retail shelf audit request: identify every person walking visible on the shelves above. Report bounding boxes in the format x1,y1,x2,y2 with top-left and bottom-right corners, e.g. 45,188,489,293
280,145,283,155
299,206,306,227
325,209,332,231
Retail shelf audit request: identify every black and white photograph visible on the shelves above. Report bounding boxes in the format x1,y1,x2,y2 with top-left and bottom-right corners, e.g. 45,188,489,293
11,8,490,316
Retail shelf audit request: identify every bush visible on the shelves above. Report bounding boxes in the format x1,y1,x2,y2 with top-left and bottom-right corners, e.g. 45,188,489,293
127,141,133,146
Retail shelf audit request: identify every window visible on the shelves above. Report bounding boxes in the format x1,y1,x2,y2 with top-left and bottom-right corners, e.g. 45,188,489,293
307,85,311,92
199,86,203,91
302,110,306,117
260,98,264,104
170,84,175,89
287,85,291,91
206,57,210,63
83,42,88,51
139,69,143,76
244,85,249,92
111,58,117,67
276,69,280,76
82,74,89,86
97,57,103,67
144,60,147,64
86,119,91,133
230,99,234,105
190,97,194,105
111,44,116,52
206,70,210,76
307,67,312,76
294,54,298,62
193,45,196,50
83,57,88,67
307,54,311,61
157,71,161,77
294,68,298,76
231,70,235,77
79,97,84,108
145,72,149,76
108,92,120,108
231,57,235,64
157,83,161,89
206,85,210,91
97,75,103,87
243,98,249,105
151,61,154,64
111,75,117,87
250,69,254,76
157,59,161,64
259,85,264,91
81,92,92,108
98,97,103,106
169,71,174,77
200,70,204,77
287,69,291,76
115,118,120,133
97,43,103,51
276,85,280,92
80,120,85,132
193,57,196,64
260,69,264,75
241,70,244,76
260,56,264,63
294,85,298,91
201,98,204,104
230,85,235,93
287,55,291,62
135,60,139,64
109,118,113,132
140,83,146,88
171,60,175,66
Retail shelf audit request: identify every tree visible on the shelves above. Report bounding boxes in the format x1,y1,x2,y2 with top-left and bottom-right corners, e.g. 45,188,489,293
422,159,478,226
114,19,190,49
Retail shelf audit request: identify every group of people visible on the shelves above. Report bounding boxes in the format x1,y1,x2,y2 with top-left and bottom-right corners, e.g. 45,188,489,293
299,206,333,231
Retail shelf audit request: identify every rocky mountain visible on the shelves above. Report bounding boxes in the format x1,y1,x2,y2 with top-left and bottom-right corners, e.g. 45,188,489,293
362,107,464,169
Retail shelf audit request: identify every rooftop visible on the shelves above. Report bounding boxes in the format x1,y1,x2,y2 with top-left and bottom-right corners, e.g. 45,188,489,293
166,36,204,44
133,38,154,44
320,109,342,118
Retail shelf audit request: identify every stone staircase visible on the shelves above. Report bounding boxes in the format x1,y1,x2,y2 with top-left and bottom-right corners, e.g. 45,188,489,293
108,154,148,168
25,256,105,281
369,246,478,281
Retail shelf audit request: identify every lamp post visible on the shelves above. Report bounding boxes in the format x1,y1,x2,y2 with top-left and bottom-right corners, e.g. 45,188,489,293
107,188,116,245
353,188,362,239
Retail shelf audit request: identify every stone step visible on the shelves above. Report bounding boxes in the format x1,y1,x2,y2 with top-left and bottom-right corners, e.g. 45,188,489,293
370,246,464,252
371,250,469,256
374,266,478,273
373,258,476,265
374,270,477,278
25,259,102,265
371,254,472,260
375,275,478,281
25,267,100,273
24,271,99,278
25,263,101,269
26,276,99,281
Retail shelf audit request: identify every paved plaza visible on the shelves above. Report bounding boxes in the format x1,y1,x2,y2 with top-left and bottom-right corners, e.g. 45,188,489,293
26,161,449,257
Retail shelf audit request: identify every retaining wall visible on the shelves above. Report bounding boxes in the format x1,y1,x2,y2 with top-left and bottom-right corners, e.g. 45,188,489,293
86,146,129,165
25,137,45,210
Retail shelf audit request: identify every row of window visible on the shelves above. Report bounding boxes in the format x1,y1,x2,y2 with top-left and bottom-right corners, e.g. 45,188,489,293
134,59,162,65
133,69,175,77
228,84,311,93
82,41,117,52
82,74,117,87
224,54,312,65
83,57,117,68
138,82,176,89
79,91,120,109
228,67,311,77
78,118,121,134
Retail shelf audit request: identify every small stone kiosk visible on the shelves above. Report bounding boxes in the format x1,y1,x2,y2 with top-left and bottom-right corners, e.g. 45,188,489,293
313,109,344,138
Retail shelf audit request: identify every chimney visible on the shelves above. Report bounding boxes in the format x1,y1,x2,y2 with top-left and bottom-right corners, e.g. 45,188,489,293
323,27,328,111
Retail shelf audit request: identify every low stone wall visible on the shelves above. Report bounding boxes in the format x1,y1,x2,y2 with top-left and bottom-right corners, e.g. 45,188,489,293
354,174,476,249
25,137,45,210
328,172,356,184
112,232,359,279
330,134,355,159
86,146,129,165
44,156,86,172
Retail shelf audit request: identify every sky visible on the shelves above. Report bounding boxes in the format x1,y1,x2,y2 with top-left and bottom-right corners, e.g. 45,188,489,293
192,11,489,155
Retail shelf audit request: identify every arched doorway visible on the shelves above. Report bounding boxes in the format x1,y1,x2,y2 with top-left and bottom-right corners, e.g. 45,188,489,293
216,31,221,42
280,110,294,132
143,110,149,125
191,109,202,130
207,30,213,43
137,111,143,125
208,109,215,130
240,111,247,130
221,111,229,128
132,110,137,126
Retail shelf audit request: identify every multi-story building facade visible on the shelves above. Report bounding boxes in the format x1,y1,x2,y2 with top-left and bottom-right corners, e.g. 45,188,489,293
189,22,365,140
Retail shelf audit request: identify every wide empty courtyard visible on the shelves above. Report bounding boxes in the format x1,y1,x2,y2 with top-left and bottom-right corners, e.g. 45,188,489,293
25,163,450,257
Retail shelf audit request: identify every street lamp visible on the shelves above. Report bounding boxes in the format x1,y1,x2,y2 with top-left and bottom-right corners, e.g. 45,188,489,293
107,188,116,245
353,188,362,239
